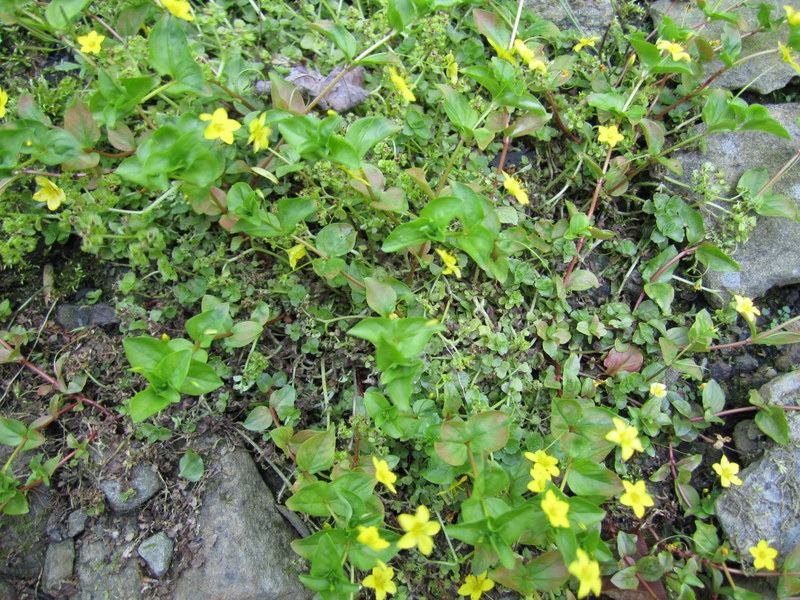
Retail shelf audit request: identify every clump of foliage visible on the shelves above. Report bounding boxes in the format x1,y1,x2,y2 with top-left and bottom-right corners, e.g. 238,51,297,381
2,0,800,599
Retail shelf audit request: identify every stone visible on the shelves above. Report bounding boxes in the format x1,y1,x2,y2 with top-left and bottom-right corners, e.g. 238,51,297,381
671,104,800,301
43,539,75,596
523,0,615,37
716,371,800,563
0,580,17,600
56,302,119,331
0,486,51,580
73,514,142,600
650,0,798,94
67,509,88,538
172,449,313,600
137,532,173,578
99,464,162,513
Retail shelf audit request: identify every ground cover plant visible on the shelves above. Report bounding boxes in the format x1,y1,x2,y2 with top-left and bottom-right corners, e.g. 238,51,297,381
1,0,800,598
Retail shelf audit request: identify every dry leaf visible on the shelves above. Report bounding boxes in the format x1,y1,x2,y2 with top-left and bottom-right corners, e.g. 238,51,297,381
253,65,370,113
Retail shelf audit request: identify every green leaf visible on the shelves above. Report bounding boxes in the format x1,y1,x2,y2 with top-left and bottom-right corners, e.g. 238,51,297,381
153,349,192,390
364,277,397,317
148,15,208,94
179,450,204,482
565,269,599,292
527,550,571,591
64,101,100,148
309,21,357,59
180,361,223,395
286,481,336,517
567,460,623,496
778,544,800,598
439,85,479,135
295,429,336,474
382,220,431,252
2,491,29,515
386,0,419,30
468,411,510,454
123,336,171,372
128,386,180,422
692,520,719,558
243,406,273,431
644,282,674,313
224,321,264,348
434,420,470,466
755,404,790,445
695,242,740,272
316,223,357,258
0,418,27,446
45,0,91,29
185,304,233,347
345,117,400,160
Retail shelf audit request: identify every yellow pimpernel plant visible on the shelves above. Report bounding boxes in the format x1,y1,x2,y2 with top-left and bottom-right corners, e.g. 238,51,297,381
457,572,495,600
568,549,602,598
749,540,778,570
501,171,529,205
619,480,654,518
396,505,440,555
656,39,691,62
362,562,397,600
435,248,461,278
778,42,800,74
733,294,761,323
597,125,624,148
199,108,241,144
33,177,66,211
785,4,800,25
525,450,559,477
605,418,644,461
573,37,600,52
649,382,667,398
247,113,272,152
712,455,743,487
286,244,306,269
356,526,390,552
372,456,398,494
513,39,546,73
162,0,194,21
77,30,104,54
541,489,570,528
527,463,551,493
387,67,416,102
0,87,8,119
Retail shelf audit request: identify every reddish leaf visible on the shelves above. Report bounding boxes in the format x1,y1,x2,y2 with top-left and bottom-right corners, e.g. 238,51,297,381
604,345,643,375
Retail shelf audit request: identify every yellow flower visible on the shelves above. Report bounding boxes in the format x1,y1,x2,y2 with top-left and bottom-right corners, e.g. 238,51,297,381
785,5,800,25
286,244,307,269
525,450,560,477
396,505,441,555
356,526,390,552
649,382,667,398
527,464,551,493
541,489,570,528
388,67,416,102
0,87,8,119
162,0,194,21
457,572,495,600
487,38,517,65
501,171,529,205
445,53,459,84
597,125,624,148
77,31,105,54
247,113,272,152
712,455,743,487
568,549,602,598
372,456,398,494
362,562,397,600
574,37,600,52
513,39,547,73
733,294,761,323
778,42,800,74
199,108,241,144
619,480,654,518
605,418,644,461
656,39,691,62
749,540,778,570
435,248,461,278
33,177,66,211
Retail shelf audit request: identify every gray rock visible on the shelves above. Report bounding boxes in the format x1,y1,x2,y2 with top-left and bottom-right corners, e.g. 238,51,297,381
43,539,75,596
172,449,313,600
732,419,765,459
56,302,119,330
67,509,88,538
137,532,173,578
716,372,800,563
650,0,798,94
74,514,142,600
672,103,800,301
0,580,17,600
523,0,614,37
99,464,162,513
0,486,51,579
